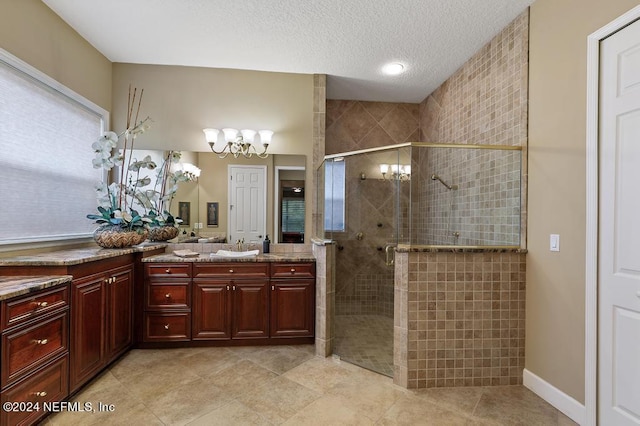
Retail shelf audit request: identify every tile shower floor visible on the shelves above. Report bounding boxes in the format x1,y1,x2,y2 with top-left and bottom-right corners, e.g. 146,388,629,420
334,314,394,377
42,345,578,426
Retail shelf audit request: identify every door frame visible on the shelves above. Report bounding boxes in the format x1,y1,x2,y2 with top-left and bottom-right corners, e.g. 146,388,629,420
227,164,267,243
585,6,640,425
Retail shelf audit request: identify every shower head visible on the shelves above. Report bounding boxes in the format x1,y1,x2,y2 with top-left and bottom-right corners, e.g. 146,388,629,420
430,173,458,190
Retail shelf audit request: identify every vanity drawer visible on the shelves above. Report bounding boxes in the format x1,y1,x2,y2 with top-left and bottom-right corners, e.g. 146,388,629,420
2,285,69,330
146,282,190,310
145,263,191,279
271,262,316,279
1,355,68,426
2,311,68,387
144,312,191,342
194,263,269,279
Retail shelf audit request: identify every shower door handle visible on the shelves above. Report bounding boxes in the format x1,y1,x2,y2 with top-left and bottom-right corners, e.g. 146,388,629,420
385,244,396,267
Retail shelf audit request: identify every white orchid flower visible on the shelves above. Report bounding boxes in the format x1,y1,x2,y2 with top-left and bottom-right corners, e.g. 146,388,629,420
136,177,151,187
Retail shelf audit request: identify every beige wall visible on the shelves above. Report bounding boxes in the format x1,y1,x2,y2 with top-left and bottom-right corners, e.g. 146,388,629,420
527,0,638,403
0,0,112,111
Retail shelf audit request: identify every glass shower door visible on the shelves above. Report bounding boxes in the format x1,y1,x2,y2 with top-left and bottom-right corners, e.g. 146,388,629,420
329,148,406,376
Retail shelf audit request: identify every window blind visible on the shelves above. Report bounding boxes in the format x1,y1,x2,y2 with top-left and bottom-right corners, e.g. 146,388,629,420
324,160,345,232
0,51,107,245
281,198,305,232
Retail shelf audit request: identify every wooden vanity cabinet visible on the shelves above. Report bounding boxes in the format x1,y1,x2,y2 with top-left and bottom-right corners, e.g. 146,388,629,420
143,263,192,342
143,260,315,346
270,263,315,338
192,263,269,340
69,258,134,393
0,283,70,426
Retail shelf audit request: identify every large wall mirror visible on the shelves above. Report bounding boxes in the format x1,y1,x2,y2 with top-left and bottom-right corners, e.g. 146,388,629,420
132,150,306,243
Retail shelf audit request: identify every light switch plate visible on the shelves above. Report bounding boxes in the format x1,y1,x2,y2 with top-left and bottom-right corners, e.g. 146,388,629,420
550,234,560,252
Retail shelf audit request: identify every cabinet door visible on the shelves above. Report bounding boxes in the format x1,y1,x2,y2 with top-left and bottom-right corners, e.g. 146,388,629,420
193,281,231,340
270,280,315,338
232,281,269,339
106,265,133,361
1,355,68,426
70,274,105,392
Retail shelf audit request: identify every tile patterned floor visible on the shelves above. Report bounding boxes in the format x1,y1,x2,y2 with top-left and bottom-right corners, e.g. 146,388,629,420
43,345,578,426
334,315,394,377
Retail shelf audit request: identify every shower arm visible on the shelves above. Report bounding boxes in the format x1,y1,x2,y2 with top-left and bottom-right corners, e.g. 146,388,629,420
430,174,458,190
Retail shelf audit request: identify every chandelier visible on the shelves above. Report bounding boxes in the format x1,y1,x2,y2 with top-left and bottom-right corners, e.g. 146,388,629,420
380,163,411,181
203,128,273,158
171,162,201,181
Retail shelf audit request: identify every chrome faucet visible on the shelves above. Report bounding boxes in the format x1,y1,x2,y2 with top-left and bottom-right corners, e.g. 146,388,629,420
235,238,245,251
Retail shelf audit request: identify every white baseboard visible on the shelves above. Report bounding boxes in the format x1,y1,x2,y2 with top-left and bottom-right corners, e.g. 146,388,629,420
523,369,585,425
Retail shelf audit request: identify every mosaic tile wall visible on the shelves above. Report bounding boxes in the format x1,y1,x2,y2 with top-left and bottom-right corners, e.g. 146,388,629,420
415,10,529,247
394,251,526,389
419,11,529,147
325,101,420,155
333,152,401,318
421,148,522,246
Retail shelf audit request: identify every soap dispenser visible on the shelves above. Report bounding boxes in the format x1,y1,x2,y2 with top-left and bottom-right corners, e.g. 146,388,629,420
263,235,270,254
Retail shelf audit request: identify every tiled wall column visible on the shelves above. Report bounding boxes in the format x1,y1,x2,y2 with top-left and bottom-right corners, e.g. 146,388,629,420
312,239,335,357
393,251,409,387
395,250,526,389
312,74,326,238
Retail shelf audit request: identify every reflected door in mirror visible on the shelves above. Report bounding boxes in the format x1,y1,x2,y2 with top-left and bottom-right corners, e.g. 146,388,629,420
228,165,266,243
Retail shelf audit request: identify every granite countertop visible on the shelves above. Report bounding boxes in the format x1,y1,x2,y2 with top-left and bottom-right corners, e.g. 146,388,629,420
0,243,167,266
395,244,527,253
0,275,73,301
143,252,316,263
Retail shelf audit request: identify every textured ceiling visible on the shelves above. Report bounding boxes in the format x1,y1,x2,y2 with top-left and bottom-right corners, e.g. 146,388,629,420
42,0,534,103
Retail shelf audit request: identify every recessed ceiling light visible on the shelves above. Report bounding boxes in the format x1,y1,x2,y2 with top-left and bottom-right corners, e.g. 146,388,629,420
382,62,405,76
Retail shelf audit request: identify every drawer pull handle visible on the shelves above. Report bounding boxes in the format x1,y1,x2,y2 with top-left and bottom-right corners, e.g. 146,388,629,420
165,293,171,299
164,324,170,330
112,276,117,283
272,285,275,291
232,285,236,291
226,286,230,291
165,269,171,274
33,339,48,345
290,268,296,273
229,269,234,273
33,391,47,397
33,301,48,308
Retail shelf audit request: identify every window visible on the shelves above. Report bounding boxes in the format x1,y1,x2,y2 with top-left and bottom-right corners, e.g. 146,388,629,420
281,198,305,233
324,159,345,232
0,49,108,246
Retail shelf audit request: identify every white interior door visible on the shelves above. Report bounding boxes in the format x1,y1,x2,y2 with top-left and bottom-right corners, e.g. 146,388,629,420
228,165,266,244
598,18,640,425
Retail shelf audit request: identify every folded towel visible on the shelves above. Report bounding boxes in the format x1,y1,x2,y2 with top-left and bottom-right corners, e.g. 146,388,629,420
173,249,200,258
211,249,259,258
